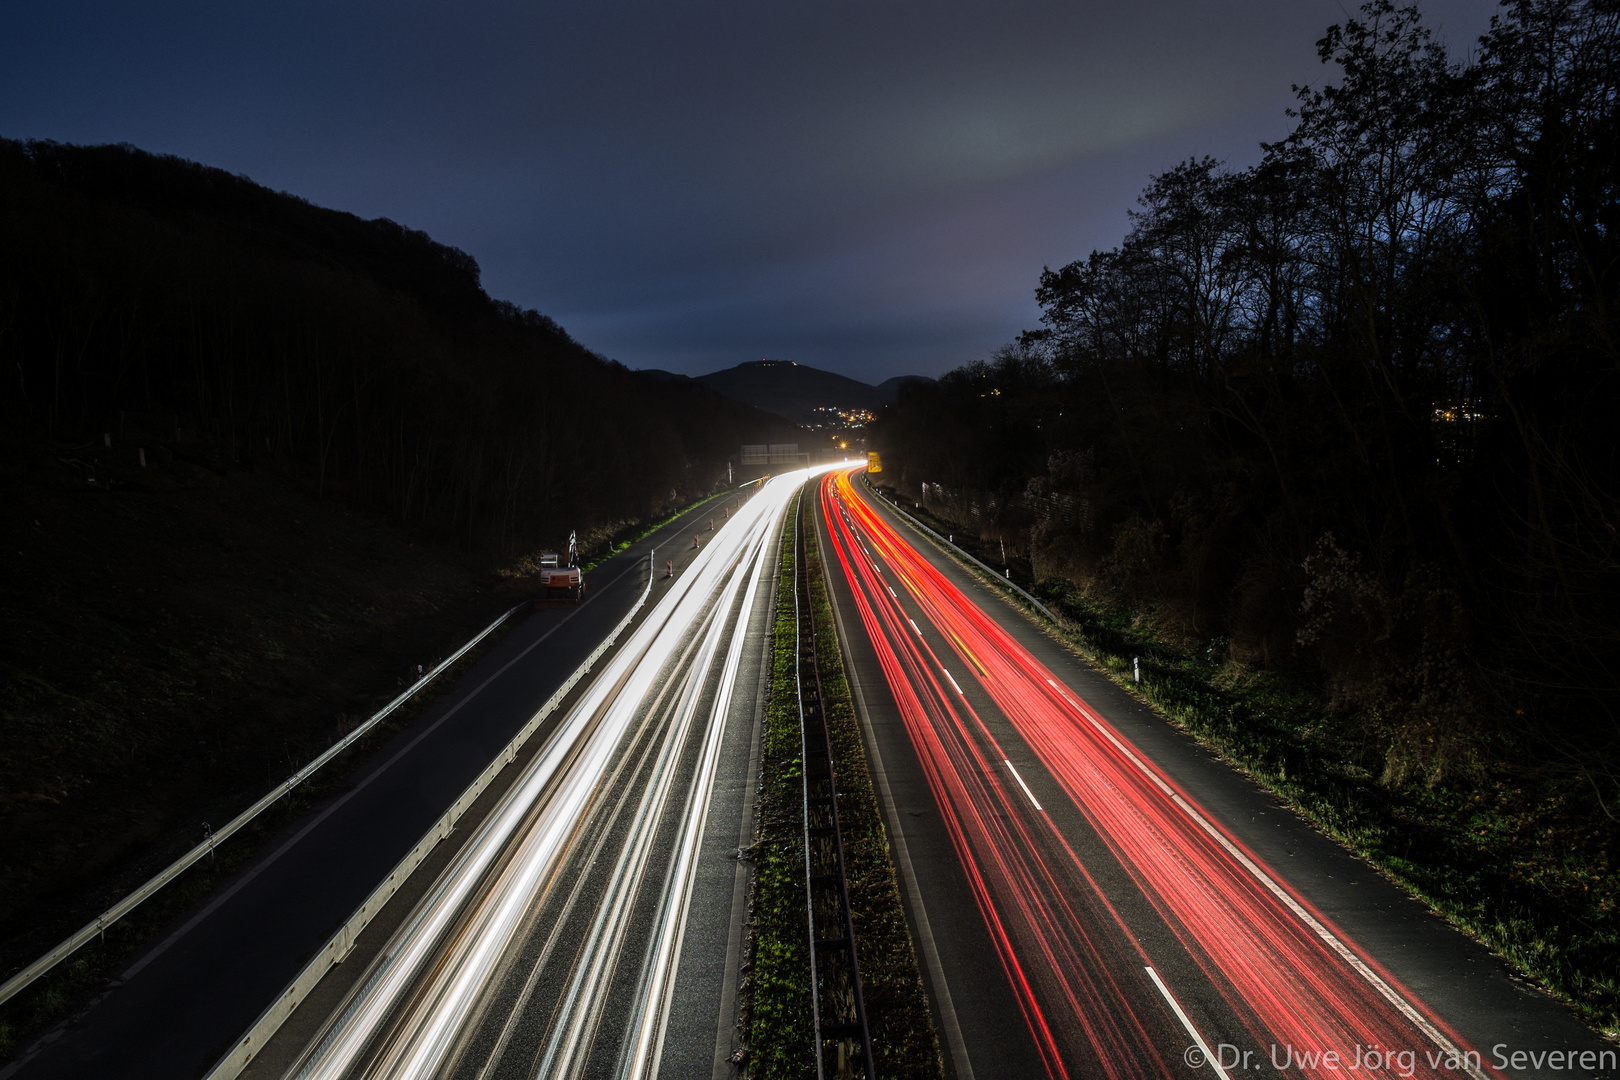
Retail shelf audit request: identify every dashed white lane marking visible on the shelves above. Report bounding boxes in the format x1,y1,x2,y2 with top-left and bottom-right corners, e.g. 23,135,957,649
1146,966,1232,1080
1003,760,1043,812
1043,678,1487,1080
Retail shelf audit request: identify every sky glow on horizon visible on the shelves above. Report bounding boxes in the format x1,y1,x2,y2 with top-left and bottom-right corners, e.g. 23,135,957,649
1,0,1497,383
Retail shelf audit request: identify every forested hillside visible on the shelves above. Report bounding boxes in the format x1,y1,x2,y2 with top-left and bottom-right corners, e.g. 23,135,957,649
0,139,790,555
0,139,792,1049
875,2,1620,1026
880,0,1619,788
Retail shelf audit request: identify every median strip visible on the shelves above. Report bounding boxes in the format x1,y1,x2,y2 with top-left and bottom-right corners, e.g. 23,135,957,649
739,498,815,1076
800,483,942,1079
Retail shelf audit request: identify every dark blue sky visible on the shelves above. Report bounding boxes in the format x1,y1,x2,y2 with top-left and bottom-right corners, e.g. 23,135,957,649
2,1,1497,383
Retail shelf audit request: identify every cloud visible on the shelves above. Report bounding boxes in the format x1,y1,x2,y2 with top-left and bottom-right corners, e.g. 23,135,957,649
1,0,1499,381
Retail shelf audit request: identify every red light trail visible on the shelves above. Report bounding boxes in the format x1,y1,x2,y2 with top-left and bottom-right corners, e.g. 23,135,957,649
818,469,1494,1080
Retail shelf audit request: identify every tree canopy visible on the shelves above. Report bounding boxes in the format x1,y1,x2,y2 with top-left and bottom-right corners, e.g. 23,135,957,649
876,0,1620,786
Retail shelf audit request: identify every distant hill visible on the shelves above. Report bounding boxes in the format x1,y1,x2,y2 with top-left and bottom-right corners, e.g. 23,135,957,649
694,360,934,422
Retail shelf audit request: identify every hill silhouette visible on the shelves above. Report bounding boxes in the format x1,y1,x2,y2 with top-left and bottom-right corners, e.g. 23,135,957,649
694,360,932,422
0,138,795,554
0,138,798,1049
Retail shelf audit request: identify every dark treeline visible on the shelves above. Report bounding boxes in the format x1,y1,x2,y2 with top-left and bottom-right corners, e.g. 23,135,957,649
877,0,1619,788
0,139,791,556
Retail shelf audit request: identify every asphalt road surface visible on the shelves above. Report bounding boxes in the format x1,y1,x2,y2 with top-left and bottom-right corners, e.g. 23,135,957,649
816,468,1614,1080
3,485,773,1080
265,470,807,1080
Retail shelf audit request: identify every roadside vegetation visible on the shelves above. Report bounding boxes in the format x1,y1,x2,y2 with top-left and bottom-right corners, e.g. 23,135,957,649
872,0,1619,1038
882,489,1619,1039
742,502,814,1078
0,445,516,1058
571,489,734,575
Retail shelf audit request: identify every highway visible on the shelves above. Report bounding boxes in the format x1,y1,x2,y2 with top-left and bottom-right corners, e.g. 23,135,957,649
816,468,1614,1080
13,460,1609,1080
4,481,796,1080
240,468,825,1080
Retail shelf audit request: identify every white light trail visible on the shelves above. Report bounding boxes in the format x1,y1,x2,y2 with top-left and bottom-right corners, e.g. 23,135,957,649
616,504,773,1080
290,467,830,1080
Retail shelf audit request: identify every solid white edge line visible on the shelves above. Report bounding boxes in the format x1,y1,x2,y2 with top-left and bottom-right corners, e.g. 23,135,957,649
1044,680,1489,1080
1002,760,1043,812
1145,966,1232,1080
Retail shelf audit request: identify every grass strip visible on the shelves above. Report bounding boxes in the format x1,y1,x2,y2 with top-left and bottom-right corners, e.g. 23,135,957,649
741,497,814,1078
805,503,943,1078
579,489,733,573
878,484,1620,1041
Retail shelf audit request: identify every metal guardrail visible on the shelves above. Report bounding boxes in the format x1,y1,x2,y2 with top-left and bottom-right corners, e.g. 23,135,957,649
795,494,874,1080
862,476,1063,625
204,553,657,1080
0,603,523,1012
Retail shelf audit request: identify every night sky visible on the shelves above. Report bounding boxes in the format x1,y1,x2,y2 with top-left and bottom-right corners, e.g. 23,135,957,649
2,1,1497,383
